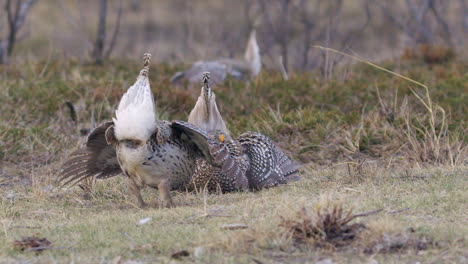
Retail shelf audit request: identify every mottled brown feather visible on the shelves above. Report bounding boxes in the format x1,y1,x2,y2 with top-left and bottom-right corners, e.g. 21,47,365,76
171,121,249,190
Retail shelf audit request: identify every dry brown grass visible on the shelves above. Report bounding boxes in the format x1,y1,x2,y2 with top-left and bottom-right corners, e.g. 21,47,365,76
279,201,367,249
0,56,466,262
0,163,466,263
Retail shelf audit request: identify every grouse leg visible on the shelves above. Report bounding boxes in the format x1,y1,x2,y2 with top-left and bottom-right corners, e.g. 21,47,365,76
128,178,146,208
158,179,175,208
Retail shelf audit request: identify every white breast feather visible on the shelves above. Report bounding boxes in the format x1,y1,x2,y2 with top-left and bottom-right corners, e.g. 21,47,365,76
113,70,157,141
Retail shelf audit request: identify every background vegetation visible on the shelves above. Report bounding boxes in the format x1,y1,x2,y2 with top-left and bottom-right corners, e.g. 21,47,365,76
0,0,466,263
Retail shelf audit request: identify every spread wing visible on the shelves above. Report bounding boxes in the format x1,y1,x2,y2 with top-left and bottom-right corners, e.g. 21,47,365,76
171,120,214,164
58,122,121,187
171,120,249,190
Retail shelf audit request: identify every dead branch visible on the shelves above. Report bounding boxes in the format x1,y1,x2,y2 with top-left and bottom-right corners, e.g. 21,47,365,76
388,208,410,215
258,0,293,71
428,1,453,46
371,0,455,46
104,0,123,59
462,0,468,32
297,0,320,69
93,0,107,65
340,0,372,51
350,208,383,220
1,0,38,63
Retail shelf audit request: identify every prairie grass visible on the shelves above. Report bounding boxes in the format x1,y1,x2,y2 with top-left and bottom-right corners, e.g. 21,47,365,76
0,57,466,263
0,166,466,263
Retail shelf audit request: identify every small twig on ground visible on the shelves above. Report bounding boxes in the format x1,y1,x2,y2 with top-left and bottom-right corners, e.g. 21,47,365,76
350,209,383,220
388,208,411,215
187,213,233,221
342,187,362,193
222,223,248,230
24,246,52,252
25,246,71,252
204,213,233,218
9,226,41,229
120,231,135,242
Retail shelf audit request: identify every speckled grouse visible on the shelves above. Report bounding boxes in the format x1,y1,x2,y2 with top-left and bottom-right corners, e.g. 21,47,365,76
187,73,300,192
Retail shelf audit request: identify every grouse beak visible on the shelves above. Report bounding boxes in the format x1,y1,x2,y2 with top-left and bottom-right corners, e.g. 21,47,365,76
218,134,225,143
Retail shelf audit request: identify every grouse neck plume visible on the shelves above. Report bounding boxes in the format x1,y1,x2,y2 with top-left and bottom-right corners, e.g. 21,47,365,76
113,54,156,142
188,72,230,137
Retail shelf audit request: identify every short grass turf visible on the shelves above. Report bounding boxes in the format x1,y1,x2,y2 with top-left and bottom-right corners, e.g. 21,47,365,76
0,57,466,263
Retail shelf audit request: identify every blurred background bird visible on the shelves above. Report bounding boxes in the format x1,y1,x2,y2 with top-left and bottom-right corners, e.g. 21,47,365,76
170,30,261,86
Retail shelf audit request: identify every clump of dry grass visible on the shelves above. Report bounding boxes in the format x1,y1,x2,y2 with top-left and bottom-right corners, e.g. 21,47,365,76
301,46,467,169
335,83,467,169
279,202,366,249
403,85,466,166
213,195,441,259
1,165,465,263
278,199,438,255
0,55,466,263
13,236,52,253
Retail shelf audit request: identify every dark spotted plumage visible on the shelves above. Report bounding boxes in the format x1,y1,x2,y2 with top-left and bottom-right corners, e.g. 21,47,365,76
188,130,300,192
187,73,300,192
59,119,252,205
171,121,250,192
189,132,250,192
238,132,300,189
